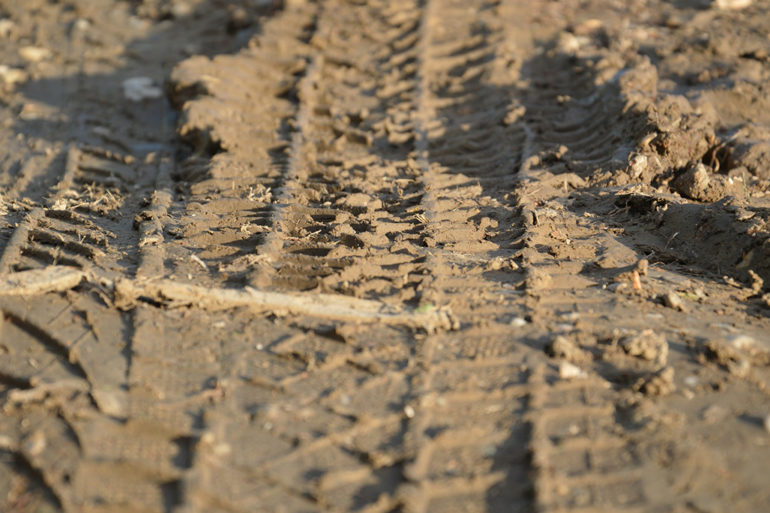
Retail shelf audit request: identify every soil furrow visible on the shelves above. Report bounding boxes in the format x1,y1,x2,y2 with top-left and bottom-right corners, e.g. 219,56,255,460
391,1,542,512
166,4,318,288
245,0,431,301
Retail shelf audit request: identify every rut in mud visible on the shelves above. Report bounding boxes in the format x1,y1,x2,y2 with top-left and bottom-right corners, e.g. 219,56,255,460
1,1,770,512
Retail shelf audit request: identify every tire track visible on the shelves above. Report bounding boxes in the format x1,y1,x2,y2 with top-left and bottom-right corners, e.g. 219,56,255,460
167,4,430,509
527,363,683,513
5,1,763,512
252,0,430,301
0,144,148,278
393,1,539,511
167,4,318,287
170,0,435,302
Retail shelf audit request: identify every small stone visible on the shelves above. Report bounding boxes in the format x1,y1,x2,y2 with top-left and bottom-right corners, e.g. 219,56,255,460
19,46,51,62
171,1,194,18
714,0,753,9
122,77,163,101
661,291,686,311
73,18,90,31
0,65,28,86
728,334,756,350
764,414,770,434
629,154,647,179
674,163,710,200
559,361,587,380
510,317,527,327
91,388,127,418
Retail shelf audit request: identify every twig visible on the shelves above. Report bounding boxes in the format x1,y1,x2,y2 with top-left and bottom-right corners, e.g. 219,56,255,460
0,266,456,332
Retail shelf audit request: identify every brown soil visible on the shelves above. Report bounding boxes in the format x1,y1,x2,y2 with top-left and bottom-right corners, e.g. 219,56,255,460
1,0,770,512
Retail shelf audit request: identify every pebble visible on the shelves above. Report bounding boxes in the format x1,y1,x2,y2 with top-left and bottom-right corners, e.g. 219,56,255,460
713,0,753,9
91,388,127,418
123,77,163,101
728,334,756,350
559,361,587,380
662,291,686,311
73,18,90,32
764,414,770,434
19,46,51,62
629,154,647,179
0,65,28,86
171,1,194,18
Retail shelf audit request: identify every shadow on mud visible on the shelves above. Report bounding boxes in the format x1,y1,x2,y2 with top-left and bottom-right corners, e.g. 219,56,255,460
423,34,769,510
428,33,770,317
11,1,269,176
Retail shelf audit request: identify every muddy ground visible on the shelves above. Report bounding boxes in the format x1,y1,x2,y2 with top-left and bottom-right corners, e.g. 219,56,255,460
1,0,770,512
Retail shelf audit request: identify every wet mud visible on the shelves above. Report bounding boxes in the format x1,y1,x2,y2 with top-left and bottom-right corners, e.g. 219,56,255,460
1,1,770,512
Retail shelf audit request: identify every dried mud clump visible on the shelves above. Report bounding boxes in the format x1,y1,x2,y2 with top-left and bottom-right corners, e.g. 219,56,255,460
700,336,770,379
728,136,770,180
547,335,590,364
672,163,745,202
621,330,669,367
635,367,676,397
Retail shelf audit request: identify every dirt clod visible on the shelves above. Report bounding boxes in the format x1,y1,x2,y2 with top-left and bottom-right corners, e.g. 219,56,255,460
673,163,744,203
524,267,551,292
621,329,669,367
700,404,729,424
636,367,676,397
547,335,589,363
